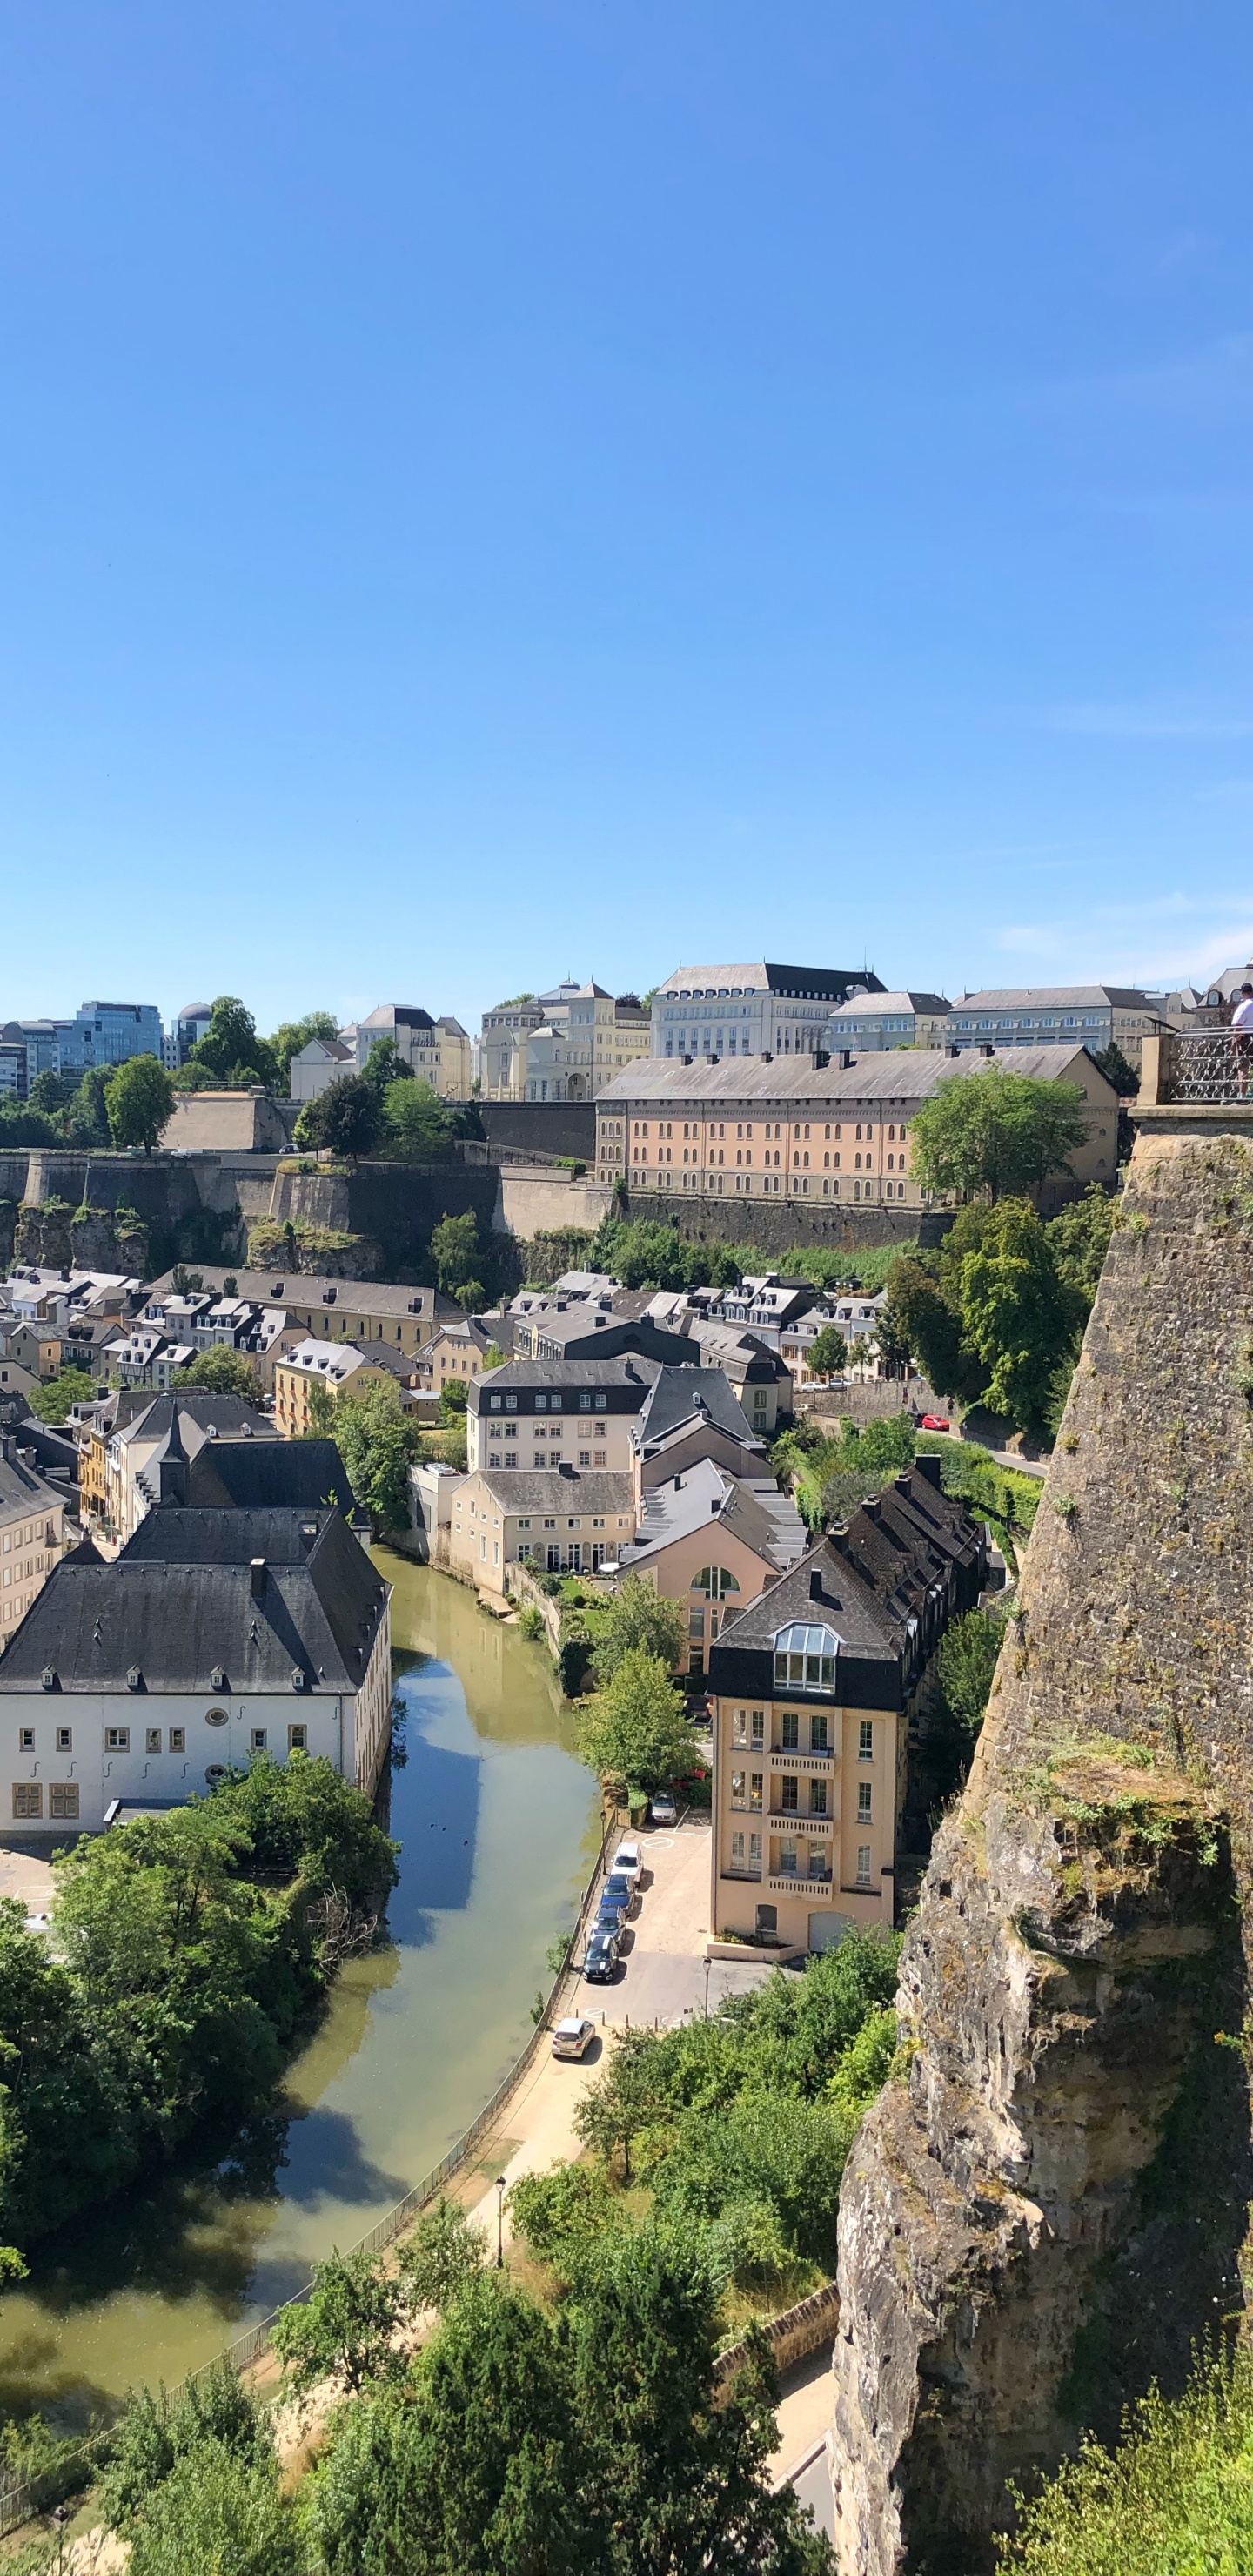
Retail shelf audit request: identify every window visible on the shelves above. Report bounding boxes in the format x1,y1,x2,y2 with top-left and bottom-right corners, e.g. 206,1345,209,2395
778,1838,798,1875
689,1609,706,1640
779,1776,798,1813
692,1566,741,1597
809,1777,828,1815
56,1727,72,1752
733,1709,747,1747
731,1770,746,1808
731,1829,746,1865
145,1727,161,1753
751,1709,764,1749
781,1712,799,1749
18,1728,33,1752
859,1720,874,1761
169,1727,185,1753
749,1832,762,1873
749,1772,763,1811
205,1706,229,1728
288,1724,307,1751
858,1781,873,1820
810,1713,829,1753
50,1783,79,1821
773,1624,838,1691
105,1727,130,1752
251,1727,268,1750
12,1784,42,1819
856,1846,873,1888
579,1450,591,1466
807,1843,827,1879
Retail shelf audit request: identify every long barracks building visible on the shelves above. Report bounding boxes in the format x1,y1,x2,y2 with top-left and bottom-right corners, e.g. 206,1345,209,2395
594,1044,1120,1216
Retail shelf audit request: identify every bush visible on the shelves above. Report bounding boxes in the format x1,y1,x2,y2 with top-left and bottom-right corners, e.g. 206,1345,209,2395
996,2344,1253,2575
517,1603,546,1641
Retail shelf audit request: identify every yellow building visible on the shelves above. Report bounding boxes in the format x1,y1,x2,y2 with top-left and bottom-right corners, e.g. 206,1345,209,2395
595,1043,1120,1217
0,1439,67,1653
274,1339,414,1439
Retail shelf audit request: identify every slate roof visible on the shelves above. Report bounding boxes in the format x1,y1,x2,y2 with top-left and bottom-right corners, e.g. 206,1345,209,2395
633,1367,756,1452
615,1457,806,1575
594,1043,1109,1107
0,1441,64,1527
470,1469,636,1516
710,1465,980,1680
0,1508,388,1696
178,1437,365,1519
653,963,885,1000
468,1356,662,1411
143,1265,454,1321
114,1392,276,1452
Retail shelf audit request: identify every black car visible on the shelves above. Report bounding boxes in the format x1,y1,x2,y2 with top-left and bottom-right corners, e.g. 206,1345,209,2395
601,1871,636,1917
584,1928,620,1982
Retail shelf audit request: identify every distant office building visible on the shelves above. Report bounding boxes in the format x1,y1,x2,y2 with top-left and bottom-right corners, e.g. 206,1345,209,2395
650,963,885,1061
824,991,950,1051
0,1021,70,1094
946,986,1164,1067
0,1047,23,1100
60,1001,165,1072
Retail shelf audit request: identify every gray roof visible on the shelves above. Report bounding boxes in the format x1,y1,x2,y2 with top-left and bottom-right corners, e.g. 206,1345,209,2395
596,1043,1110,1109
828,990,950,1016
469,1355,663,1409
951,985,1157,1011
177,1437,365,1519
633,1367,756,1452
615,1456,805,1574
115,1391,278,1453
472,1468,636,1515
0,1440,64,1527
0,1509,387,1696
654,963,886,1000
144,1265,453,1320
713,1468,978,1671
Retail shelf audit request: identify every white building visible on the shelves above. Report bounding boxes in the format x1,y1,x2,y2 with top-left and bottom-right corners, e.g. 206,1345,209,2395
0,1506,392,1835
650,963,884,1062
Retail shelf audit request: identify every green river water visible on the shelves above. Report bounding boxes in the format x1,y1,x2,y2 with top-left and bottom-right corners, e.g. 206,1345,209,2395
0,1559,600,2428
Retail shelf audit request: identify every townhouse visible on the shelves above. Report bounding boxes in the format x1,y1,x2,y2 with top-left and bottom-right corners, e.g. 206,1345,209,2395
0,1437,68,1654
780,1293,888,1386
143,1268,456,1358
274,1339,418,1439
612,1453,807,1680
707,1458,986,1951
448,1467,637,1590
415,1316,501,1400
467,1355,663,1474
595,1043,1121,1215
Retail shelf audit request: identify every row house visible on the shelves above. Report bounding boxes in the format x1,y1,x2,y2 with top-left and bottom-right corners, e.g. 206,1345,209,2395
274,1338,419,1439
144,1268,455,1358
707,1459,986,1951
595,1043,1121,1214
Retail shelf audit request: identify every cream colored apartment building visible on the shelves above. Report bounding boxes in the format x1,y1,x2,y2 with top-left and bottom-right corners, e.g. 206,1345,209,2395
0,1439,66,1653
479,982,650,1102
595,1044,1120,1215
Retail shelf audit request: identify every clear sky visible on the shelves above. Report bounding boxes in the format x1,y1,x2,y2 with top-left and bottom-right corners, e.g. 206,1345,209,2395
3,2,1252,1036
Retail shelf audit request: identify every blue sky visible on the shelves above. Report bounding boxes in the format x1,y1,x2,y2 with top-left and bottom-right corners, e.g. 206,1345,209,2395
3,1,1252,1035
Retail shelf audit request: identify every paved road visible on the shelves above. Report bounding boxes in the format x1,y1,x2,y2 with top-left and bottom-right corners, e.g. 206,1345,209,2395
568,1816,785,2028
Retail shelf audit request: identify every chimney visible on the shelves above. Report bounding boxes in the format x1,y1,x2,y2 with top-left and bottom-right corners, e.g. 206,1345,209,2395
895,1472,913,1494
250,1557,266,1599
839,1049,854,1070
981,1043,995,1058
863,1497,881,1523
828,1525,850,1555
945,1043,961,1058
761,1051,772,1063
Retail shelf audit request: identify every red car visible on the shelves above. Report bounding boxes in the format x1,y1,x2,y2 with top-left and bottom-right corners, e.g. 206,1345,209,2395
919,1413,951,1432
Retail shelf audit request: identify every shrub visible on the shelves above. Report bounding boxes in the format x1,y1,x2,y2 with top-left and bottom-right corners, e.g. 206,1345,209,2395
997,2344,1253,2575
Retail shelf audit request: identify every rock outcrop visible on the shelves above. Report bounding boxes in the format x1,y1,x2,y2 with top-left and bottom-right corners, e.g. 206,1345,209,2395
832,1117,1253,2573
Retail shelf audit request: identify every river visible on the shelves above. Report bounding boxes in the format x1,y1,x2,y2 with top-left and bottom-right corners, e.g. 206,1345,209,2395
0,1559,600,2428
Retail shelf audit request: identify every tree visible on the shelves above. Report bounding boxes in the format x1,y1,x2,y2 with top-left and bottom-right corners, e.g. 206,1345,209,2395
805,1323,848,1381
430,1210,482,1298
0,1099,56,1145
958,1199,1075,1426
383,1079,457,1160
127,2440,304,2576
910,1067,1088,1202
270,2247,408,2398
1046,1183,1116,1311
26,1070,76,1116
397,2197,487,2314
293,1073,385,1161
312,1377,423,1532
479,1342,506,1372
269,1010,339,1090
591,1574,687,1687
187,997,278,1090
361,1034,415,1091
934,1608,1005,1744
104,1053,174,1156
576,1650,699,1795
30,1366,96,1424
64,1064,114,1144
171,1345,257,1398
438,1377,467,1419
1090,1037,1139,1097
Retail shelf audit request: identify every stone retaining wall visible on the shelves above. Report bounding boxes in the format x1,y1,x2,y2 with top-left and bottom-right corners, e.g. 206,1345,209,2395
715,2280,841,2385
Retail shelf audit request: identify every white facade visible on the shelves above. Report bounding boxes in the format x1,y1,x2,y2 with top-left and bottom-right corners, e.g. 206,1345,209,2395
650,964,879,1061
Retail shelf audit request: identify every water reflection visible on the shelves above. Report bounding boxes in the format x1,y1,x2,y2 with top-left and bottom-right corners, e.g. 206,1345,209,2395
0,1562,598,2421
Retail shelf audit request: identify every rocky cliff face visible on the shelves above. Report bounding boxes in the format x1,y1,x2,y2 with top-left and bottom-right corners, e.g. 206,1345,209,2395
832,1118,1253,2573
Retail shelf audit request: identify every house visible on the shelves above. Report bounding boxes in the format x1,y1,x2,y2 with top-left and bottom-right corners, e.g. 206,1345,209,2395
707,1459,986,1951
0,1321,62,1381
0,1437,68,1654
712,1274,821,1336
680,1322,791,1434
101,1392,280,1546
508,1308,694,1367
781,1295,888,1386
288,1036,354,1101
144,1425,366,1530
143,1267,455,1357
0,1361,40,1409
0,1506,392,1832
448,1467,636,1592
629,1365,770,1493
479,982,647,1102
347,1005,472,1100
5,1270,143,1332
467,1354,663,1474
610,1454,807,1680
97,1327,197,1390
650,963,885,1063
596,1044,1122,1215
415,1317,501,1400
274,1339,417,1439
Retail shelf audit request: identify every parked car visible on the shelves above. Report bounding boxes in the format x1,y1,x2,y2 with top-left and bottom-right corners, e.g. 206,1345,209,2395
649,1789,678,1826
919,1413,951,1432
583,1929,620,1982
552,2016,596,2060
601,1869,637,1917
595,1894,629,1940
612,1839,643,1888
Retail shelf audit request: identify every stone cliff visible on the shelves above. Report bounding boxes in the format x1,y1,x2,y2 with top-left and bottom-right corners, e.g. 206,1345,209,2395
831,1113,1253,2573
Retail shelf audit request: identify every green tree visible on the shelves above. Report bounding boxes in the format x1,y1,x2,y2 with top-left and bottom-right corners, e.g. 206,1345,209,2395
188,997,278,1090
935,1607,1006,1741
176,1346,259,1399
26,1070,76,1116
430,1210,482,1298
312,1377,423,1532
127,2440,304,2576
361,1034,415,1090
575,1649,698,1795
397,2197,487,2314
104,1054,175,1156
591,1573,687,1687
910,1068,1088,1202
99,2365,273,2533
438,1377,467,1419
959,1199,1075,1425
996,2344,1253,2576
1090,1037,1138,1097
384,1080,457,1159
64,1063,114,1144
479,1342,506,1372
270,2248,409,2398
30,1365,96,1424
1046,1182,1116,1310
0,1100,56,1146
805,1323,848,1380
269,1010,340,1090
293,1073,385,1160
208,1751,398,1910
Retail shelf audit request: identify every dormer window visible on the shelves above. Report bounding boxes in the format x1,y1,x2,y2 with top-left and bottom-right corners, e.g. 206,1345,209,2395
772,1622,840,1691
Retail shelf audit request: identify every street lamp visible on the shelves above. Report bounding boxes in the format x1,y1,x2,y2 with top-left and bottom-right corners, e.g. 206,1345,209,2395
496,2172,506,2269
53,2506,69,2576
703,1957,712,2021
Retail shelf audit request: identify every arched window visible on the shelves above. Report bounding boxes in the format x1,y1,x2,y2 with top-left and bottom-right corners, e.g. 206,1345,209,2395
772,1622,840,1690
692,1566,741,1598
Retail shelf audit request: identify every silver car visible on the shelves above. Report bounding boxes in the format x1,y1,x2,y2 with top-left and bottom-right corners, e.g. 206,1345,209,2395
650,1789,678,1826
551,2015,596,2060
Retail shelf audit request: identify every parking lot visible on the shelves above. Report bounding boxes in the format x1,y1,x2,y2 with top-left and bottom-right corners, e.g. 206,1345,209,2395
569,1813,785,2029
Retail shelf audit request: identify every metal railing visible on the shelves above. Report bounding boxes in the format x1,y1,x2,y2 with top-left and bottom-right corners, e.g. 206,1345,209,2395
0,1812,618,2541
1141,1028,1253,1108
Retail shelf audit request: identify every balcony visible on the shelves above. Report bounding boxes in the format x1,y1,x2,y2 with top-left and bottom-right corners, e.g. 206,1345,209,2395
769,1748,834,1772
722,1865,763,1882
768,1809,834,1835
1140,1028,1253,1110
767,1869,833,1894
